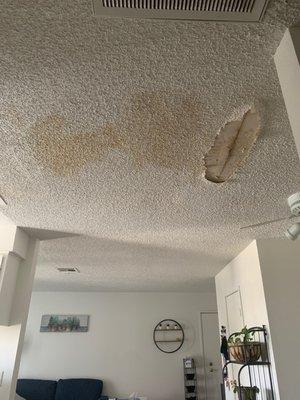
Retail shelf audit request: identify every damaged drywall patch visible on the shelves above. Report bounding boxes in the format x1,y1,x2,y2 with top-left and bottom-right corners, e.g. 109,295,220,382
204,109,261,183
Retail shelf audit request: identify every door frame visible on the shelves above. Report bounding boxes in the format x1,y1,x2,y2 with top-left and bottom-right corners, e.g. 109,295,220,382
225,287,245,334
199,311,219,400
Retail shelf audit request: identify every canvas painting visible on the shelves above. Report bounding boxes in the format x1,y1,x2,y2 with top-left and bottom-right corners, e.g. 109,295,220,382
40,314,89,332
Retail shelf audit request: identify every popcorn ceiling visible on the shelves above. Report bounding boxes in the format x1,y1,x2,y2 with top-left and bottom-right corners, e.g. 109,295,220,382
0,0,300,291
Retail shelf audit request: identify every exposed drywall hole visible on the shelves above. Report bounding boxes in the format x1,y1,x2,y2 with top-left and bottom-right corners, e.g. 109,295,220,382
204,109,260,183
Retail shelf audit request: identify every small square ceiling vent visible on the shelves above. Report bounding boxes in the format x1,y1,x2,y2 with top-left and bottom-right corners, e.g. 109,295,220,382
57,267,80,273
93,0,268,21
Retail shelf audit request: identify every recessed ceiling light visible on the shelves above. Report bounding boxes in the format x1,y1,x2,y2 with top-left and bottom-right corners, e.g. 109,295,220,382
0,195,7,207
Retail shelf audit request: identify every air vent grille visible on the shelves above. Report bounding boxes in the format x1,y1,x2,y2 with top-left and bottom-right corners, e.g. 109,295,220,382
93,0,268,21
57,267,80,273
103,0,255,12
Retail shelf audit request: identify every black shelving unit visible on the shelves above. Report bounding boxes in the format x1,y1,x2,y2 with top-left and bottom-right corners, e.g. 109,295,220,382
183,358,198,400
222,326,275,400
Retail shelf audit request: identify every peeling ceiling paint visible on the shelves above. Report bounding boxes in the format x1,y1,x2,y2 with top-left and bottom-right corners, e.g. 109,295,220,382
0,0,300,291
204,109,261,183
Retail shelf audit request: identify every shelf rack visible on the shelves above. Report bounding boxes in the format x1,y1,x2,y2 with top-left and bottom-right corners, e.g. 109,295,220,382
183,358,198,400
156,339,182,343
222,326,275,400
156,329,181,331
153,319,184,353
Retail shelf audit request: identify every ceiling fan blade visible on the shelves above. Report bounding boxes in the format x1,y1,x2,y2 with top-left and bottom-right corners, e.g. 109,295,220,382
240,215,298,230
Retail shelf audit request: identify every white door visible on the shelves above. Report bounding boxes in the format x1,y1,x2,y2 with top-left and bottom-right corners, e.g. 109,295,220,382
225,289,244,335
200,312,222,400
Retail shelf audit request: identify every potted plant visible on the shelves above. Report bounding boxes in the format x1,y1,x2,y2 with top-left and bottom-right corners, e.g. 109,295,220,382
228,326,262,363
231,380,259,400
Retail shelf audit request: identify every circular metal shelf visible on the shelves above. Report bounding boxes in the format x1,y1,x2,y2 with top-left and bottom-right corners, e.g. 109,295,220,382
153,319,184,354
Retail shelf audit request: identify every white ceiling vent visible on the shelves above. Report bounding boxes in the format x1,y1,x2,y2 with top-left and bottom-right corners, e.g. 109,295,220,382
57,267,80,273
93,0,268,21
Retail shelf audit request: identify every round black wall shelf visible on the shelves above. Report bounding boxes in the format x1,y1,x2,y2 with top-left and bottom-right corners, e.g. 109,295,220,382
153,319,184,353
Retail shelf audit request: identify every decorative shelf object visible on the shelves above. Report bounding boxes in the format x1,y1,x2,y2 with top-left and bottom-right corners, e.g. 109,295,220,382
222,326,275,400
153,319,184,353
156,339,182,343
183,358,198,400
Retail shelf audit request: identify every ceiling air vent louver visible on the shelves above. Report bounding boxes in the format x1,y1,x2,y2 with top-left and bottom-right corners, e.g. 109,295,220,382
93,0,268,21
57,267,80,273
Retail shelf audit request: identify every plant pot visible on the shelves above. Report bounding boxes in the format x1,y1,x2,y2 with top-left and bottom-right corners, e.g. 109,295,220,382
236,387,258,400
229,342,261,363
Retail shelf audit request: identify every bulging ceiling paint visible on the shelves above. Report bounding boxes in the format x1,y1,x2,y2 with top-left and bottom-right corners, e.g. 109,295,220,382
0,0,300,292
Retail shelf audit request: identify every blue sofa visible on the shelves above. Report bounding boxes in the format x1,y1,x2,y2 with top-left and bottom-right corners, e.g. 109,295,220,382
16,378,108,400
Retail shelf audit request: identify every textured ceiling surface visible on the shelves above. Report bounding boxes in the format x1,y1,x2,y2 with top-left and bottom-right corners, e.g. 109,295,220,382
0,0,300,291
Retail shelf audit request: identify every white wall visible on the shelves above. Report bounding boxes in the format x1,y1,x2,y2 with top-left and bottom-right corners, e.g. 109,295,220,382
257,239,300,400
0,218,29,260
215,241,269,329
19,291,217,400
0,218,39,400
274,28,300,160
215,241,279,400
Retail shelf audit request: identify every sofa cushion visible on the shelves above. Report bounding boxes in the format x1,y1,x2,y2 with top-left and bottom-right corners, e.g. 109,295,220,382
55,379,103,400
16,379,57,400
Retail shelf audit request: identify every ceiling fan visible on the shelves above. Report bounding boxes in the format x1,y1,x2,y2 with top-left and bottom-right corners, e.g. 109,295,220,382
240,192,300,240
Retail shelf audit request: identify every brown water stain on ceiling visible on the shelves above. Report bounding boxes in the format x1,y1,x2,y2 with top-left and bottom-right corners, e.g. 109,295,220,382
26,93,260,181
27,92,204,177
122,93,204,176
29,115,122,176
